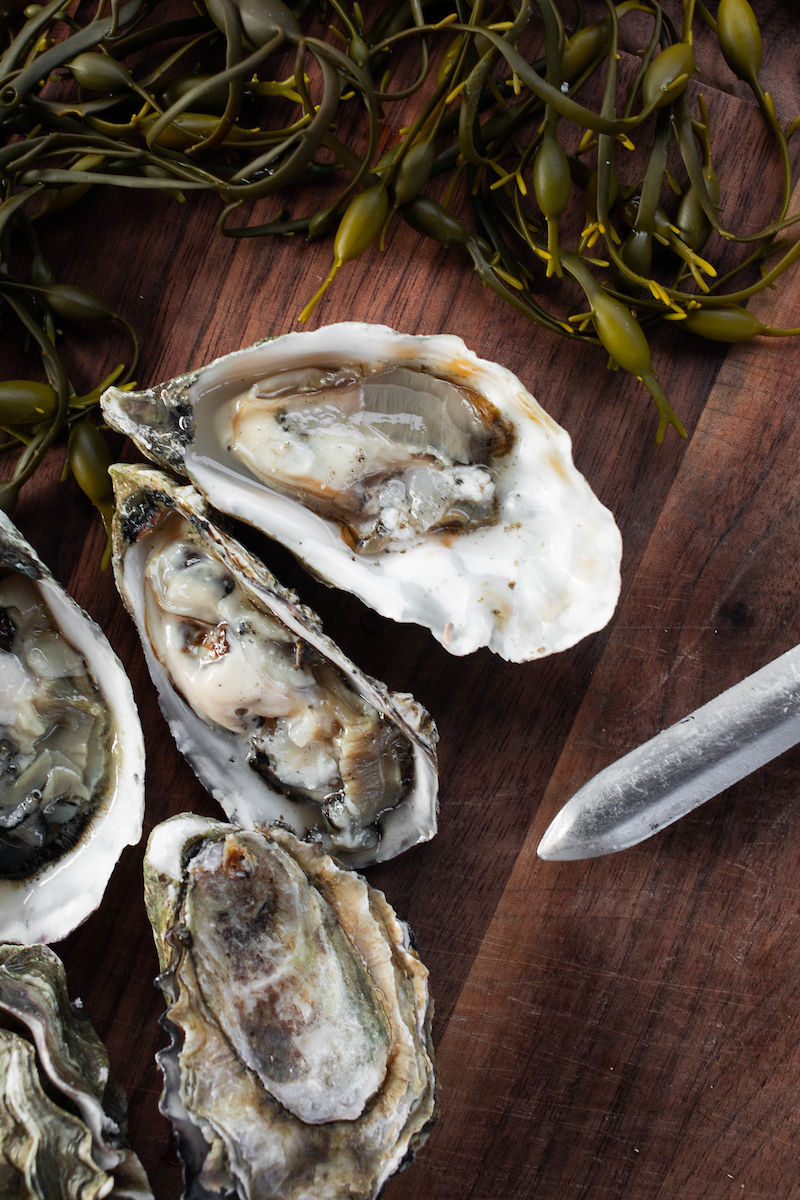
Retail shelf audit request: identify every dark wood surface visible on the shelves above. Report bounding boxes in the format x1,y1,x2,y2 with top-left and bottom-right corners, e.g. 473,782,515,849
3,4,800,1196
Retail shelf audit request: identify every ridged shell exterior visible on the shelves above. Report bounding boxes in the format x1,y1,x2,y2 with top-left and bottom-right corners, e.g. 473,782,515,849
110,464,438,869
0,515,145,944
101,324,622,662
0,943,153,1197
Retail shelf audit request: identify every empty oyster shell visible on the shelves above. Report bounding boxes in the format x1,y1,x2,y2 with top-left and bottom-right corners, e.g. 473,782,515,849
110,464,437,868
0,942,153,1198
101,323,623,662
144,814,437,1200
0,514,145,944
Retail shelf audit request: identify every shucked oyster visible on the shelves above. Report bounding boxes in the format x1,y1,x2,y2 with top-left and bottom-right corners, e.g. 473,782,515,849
144,814,437,1200
0,514,145,944
215,361,514,554
102,323,623,661
0,942,153,1198
111,464,437,867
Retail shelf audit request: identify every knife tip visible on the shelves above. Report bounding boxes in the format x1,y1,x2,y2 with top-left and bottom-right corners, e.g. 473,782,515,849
536,806,624,861
536,829,585,861
536,818,586,861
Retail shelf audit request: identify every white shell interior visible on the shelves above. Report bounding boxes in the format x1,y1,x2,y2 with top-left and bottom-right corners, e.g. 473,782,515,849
0,569,145,944
180,325,623,661
114,471,437,869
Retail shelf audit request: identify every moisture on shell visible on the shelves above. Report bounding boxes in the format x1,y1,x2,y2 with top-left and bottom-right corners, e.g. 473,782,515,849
0,513,145,945
110,464,438,869
144,814,437,1200
101,324,623,662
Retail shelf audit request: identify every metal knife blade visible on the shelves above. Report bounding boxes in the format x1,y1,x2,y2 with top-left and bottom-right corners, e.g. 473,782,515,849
537,642,800,861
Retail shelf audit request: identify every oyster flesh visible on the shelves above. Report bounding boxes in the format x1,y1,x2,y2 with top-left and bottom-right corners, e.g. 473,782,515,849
102,323,623,661
111,464,437,867
144,814,437,1200
0,513,145,944
0,942,153,1198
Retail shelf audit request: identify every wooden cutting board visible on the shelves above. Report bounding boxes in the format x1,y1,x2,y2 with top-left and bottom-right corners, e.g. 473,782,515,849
3,4,800,1196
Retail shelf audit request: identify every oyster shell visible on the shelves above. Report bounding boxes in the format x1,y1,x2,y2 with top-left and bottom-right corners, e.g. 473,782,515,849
144,814,437,1200
101,323,623,662
0,942,153,1198
110,464,437,867
0,514,145,943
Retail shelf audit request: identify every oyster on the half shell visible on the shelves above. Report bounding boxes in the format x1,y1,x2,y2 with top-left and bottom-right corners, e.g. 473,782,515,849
0,942,153,1198
144,814,437,1200
101,323,623,662
0,514,145,944
110,464,437,867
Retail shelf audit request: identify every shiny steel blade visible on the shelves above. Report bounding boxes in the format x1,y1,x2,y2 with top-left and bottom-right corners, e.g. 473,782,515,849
537,643,800,861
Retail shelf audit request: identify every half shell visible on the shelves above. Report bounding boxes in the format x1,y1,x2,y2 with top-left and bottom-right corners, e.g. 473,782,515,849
110,464,438,868
144,814,437,1200
101,323,623,662
0,514,145,944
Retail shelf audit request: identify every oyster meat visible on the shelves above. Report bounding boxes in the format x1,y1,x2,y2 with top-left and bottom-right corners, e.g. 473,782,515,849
0,514,145,944
144,813,437,1200
102,323,623,661
0,942,153,1198
111,464,437,867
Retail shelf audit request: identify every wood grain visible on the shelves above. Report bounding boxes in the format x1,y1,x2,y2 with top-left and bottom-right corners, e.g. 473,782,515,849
2,5,800,1197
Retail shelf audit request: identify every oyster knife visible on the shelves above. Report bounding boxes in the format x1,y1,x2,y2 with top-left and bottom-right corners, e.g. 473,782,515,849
537,642,800,860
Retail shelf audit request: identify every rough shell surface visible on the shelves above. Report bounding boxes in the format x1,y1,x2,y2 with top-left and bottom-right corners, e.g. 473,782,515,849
101,323,623,662
0,942,153,1198
144,814,437,1200
0,514,145,944
110,464,438,869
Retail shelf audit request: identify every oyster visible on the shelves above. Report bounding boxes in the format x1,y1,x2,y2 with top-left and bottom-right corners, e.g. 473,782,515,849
111,464,437,867
0,514,145,943
101,323,623,661
144,814,437,1200
0,942,153,1198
